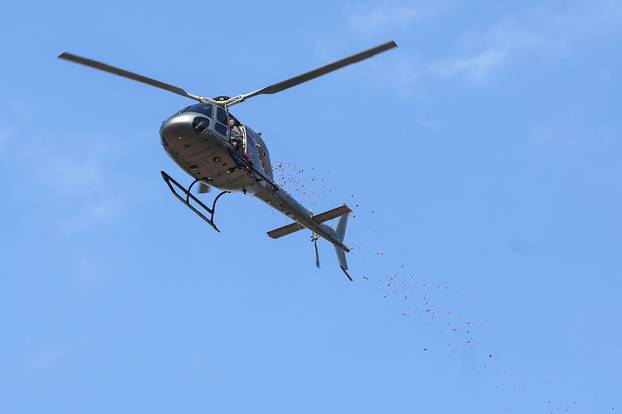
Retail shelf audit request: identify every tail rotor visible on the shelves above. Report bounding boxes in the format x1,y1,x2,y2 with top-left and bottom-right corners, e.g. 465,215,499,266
311,233,321,268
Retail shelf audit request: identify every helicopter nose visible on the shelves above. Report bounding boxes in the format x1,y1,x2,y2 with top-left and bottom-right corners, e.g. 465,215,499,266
160,113,195,148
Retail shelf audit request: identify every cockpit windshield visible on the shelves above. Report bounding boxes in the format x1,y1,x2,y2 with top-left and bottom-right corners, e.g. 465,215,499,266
181,104,214,118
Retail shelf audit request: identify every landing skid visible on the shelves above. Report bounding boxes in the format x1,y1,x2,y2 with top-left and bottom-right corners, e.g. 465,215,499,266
161,171,230,232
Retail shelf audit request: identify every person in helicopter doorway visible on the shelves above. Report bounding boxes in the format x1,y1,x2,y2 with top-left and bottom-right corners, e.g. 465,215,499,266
229,117,243,151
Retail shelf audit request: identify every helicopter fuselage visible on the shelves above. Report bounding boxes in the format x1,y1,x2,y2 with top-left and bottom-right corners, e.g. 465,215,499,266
160,105,259,193
159,103,349,252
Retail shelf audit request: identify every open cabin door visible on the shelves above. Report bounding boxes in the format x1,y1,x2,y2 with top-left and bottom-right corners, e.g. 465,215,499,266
241,126,273,180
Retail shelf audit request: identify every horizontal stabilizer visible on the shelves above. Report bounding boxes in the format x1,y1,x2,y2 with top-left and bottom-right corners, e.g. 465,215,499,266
267,205,351,239
268,221,305,239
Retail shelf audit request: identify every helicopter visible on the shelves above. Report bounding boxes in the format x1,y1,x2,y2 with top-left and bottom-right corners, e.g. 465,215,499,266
58,40,397,280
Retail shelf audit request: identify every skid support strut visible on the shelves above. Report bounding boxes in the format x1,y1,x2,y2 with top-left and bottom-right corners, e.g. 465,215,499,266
161,171,229,232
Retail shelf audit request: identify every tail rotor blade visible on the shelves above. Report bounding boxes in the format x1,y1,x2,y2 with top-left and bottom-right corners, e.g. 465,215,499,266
312,233,320,268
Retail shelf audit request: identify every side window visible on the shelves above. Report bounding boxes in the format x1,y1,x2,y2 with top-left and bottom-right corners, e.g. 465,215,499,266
214,123,228,137
216,107,228,124
214,106,229,137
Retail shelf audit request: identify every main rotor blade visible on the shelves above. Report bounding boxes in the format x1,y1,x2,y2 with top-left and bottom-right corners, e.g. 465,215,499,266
235,40,398,103
58,52,204,102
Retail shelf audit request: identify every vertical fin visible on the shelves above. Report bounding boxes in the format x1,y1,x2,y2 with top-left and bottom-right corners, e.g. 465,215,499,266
335,247,352,281
334,213,352,281
335,212,348,241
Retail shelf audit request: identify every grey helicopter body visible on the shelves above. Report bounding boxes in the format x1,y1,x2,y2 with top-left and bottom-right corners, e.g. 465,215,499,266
59,41,397,280
159,103,349,252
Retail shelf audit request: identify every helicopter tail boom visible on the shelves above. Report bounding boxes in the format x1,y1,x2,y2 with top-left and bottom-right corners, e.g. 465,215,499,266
267,204,353,281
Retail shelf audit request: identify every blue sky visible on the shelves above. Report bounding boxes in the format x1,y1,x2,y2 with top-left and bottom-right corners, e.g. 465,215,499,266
1,0,621,413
